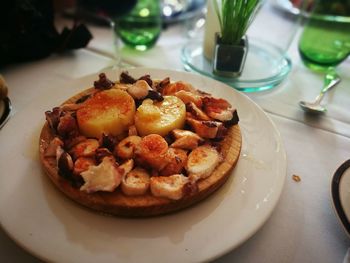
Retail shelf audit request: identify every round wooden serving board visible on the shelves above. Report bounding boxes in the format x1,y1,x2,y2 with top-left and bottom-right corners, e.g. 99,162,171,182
39,88,242,217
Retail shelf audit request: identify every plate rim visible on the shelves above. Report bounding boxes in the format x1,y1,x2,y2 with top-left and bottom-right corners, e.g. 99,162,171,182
0,67,287,262
331,159,350,236
0,97,12,129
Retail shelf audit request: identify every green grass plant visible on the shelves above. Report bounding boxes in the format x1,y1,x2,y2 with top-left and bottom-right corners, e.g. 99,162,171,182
214,0,261,45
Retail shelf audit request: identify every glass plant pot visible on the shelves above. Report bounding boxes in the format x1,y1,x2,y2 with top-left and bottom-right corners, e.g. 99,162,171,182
213,34,248,78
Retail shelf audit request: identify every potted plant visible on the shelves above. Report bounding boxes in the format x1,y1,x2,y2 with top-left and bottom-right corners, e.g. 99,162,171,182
213,0,261,77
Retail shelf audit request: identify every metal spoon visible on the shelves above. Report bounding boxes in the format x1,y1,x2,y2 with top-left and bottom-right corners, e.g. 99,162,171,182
299,72,341,113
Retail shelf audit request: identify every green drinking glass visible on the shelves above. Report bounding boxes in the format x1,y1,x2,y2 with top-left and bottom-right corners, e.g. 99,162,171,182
298,4,350,72
116,0,162,51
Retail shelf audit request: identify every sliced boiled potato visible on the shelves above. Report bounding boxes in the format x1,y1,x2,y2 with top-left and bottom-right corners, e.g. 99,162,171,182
77,89,135,138
135,96,186,136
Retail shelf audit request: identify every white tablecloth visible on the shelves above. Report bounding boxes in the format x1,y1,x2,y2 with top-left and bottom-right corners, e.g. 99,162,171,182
1,1,350,262
81,9,350,138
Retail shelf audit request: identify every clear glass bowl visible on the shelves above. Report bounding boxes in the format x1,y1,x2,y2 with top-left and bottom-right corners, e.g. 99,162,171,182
181,38,292,92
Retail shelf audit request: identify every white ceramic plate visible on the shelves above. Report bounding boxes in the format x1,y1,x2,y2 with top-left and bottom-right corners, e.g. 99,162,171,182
0,68,286,263
331,160,350,237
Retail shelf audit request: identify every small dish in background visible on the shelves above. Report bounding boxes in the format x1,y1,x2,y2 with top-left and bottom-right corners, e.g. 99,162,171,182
273,0,315,16
331,159,350,237
273,0,302,15
162,0,206,24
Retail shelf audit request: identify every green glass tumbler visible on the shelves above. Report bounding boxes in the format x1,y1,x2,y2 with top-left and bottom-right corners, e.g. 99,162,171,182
116,0,162,51
299,14,350,72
